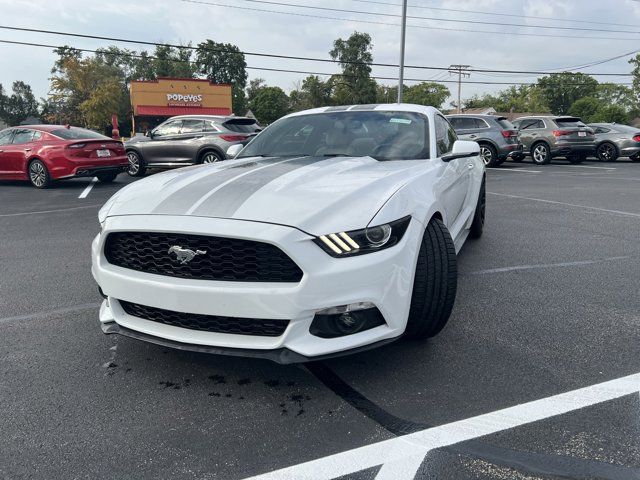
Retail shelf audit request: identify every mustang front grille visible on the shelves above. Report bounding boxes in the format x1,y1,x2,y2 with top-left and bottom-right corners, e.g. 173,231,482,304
104,232,303,282
119,300,289,337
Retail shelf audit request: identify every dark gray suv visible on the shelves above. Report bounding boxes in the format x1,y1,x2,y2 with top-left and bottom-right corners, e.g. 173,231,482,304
446,114,523,167
125,115,261,176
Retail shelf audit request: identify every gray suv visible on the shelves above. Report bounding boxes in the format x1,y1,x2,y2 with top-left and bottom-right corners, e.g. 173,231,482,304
512,116,595,165
446,114,523,167
125,115,261,176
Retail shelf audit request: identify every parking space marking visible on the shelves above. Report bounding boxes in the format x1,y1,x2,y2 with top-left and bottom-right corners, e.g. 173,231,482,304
246,372,640,480
491,168,541,173
489,192,640,219
466,256,631,275
0,204,101,218
78,177,98,198
547,164,616,170
0,302,100,325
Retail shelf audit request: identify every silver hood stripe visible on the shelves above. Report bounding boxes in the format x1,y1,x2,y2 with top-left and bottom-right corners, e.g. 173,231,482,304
191,157,326,218
151,158,284,215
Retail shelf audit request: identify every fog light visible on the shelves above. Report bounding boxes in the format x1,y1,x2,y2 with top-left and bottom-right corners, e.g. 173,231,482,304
310,304,385,338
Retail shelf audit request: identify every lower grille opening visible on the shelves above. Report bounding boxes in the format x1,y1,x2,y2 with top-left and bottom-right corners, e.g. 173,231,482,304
119,300,289,337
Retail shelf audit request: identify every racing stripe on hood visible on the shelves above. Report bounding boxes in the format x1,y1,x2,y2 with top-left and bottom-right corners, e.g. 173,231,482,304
151,158,284,215
190,157,325,218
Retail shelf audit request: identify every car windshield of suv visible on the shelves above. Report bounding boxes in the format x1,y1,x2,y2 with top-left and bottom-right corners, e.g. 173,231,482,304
555,118,587,128
51,127,110,140
238,111,429,161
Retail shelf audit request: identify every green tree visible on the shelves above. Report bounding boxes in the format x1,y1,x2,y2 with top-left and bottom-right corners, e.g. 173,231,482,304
595,83,635,113
404,82,450,108
3,81,39,125
152,44,196,78
0,83,7,123
568,97,602,123
464,85,548,113
290,75,334,111
195,40,248,114
329,32,377,105
246,77,266,106
591,104,629,124
249,86,289,124
537,73,598,115
376,84,397,103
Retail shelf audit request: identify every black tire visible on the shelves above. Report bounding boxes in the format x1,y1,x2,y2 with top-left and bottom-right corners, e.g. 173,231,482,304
632,155,640,163
511,155,524,163
28,159,51,188
405,218,457,340
126,150,146,177
469,177,485,239
96,172,118,183
596,142,618,162
531,142,551,165
567,153,584,164
479,143,498,167
199,150,223,164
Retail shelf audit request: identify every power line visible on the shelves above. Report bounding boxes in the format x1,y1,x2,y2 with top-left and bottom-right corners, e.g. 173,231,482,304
0,24,633,77
234,0,640,34
0,38,633,88
350,0,640,29
180,0,640,41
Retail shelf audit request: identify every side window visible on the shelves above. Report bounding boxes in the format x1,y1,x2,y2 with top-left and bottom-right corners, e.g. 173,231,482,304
11,129,34,144
448,118,462,130
32,131,42,141
435,115,456,156
154,120,182,137
180,119,204,133
474,118,489,129
521,119,543,130
0,130,13,145
204,121,220,132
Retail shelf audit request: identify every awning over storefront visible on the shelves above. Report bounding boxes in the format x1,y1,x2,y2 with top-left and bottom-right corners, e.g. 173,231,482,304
135,106,232,116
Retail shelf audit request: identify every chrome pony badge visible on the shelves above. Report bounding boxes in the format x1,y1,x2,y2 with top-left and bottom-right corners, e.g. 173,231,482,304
168,246,207,265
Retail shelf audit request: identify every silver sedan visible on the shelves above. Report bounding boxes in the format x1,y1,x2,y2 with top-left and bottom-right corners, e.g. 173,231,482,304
589,123,640,162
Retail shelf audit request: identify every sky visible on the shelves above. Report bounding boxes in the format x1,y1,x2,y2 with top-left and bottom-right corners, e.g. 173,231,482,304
0,0,639,107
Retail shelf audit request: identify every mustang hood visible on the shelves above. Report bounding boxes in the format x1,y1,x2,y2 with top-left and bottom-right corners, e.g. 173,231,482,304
105,156,424,235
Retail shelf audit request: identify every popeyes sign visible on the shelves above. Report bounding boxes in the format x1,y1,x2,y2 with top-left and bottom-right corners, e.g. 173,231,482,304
166,93,204,107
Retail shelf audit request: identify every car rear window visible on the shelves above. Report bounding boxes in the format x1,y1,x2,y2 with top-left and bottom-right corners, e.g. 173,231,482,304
222,119,261,133
554,118,586,128
51,127,110,140
496,118,515,130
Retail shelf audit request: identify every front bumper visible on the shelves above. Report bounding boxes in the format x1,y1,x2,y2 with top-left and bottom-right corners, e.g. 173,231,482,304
92,215,421,361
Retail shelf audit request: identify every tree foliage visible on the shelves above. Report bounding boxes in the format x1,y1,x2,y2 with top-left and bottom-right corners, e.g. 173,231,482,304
290,75,334,111
0,81,40,126
537,73,598,115
464,85,548,113
568,97,602,123
329,32,377,105
249,86,289,124
590,104,629,124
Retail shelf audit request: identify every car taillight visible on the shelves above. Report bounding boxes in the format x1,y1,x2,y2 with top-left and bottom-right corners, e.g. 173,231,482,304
501,130,517,138
633,134,640,142
219,134,247,142
552,130,572,137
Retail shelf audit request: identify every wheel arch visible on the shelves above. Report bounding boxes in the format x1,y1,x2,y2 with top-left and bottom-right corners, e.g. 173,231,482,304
530,139,551,154
197,145,226,163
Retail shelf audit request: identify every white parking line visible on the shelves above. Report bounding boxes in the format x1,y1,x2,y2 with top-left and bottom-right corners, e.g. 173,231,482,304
549,164,616,170
78,177,98,198
246,372,640,480
491,168,541,173
0,204,101,218
489,192,640,219
467,256,631,275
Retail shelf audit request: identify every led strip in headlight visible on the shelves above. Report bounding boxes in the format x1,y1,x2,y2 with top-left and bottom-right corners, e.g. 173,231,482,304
314,216,411,257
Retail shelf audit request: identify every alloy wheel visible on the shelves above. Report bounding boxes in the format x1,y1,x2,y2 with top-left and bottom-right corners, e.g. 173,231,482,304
598,143,615,162
479,146,493,166
29,162,46,187
127,152,140,175
202,152,220,164
533,145,547,164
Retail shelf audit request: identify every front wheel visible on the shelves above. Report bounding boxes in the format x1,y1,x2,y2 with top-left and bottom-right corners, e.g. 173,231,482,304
96,172,118,183
405,218,457,340
479,144,498,167
531,143,551,165
28,159,51,188
597,143,618,162
126,151,146,177
200,151,223,164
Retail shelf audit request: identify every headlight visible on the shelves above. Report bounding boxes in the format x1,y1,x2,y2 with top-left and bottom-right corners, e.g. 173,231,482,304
314,216,411,257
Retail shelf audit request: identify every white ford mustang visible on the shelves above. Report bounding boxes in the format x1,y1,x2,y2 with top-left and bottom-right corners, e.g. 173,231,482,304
92,104,485,363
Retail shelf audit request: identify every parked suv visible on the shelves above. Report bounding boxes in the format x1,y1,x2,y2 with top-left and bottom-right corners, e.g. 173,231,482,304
588,123,640,162
124,115,261,176
512,116,595,165
446,114,522,167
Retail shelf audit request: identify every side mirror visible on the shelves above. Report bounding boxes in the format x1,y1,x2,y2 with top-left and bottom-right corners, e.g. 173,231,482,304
441,140,480,163
226,144,243,158
145,130,153,138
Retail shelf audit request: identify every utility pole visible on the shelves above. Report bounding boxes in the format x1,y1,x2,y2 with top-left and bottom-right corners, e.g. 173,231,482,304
397,0,408,103
448,65,471,113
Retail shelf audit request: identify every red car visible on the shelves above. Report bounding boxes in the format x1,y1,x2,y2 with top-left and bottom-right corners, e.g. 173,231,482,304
0,125,128,188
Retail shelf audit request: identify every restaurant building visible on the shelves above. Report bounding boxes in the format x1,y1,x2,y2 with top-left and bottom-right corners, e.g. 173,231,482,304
129,77,233,134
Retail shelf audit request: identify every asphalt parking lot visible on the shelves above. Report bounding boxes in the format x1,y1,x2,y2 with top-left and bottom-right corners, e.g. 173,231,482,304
1,159,639,480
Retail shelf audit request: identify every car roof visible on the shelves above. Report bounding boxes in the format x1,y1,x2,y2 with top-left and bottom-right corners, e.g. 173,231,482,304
446,114,499,118
284,103,440,119
168,115,255,122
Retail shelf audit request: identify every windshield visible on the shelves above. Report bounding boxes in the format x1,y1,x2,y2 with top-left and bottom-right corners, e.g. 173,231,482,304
238,110,430,161
51,127,110,140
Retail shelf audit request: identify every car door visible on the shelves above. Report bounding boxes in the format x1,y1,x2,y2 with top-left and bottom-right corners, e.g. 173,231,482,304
4,129,35,175
142,119,184,164
434,115,469,234
0,129,15,176
450,117,480,141
172,119,206,162
517,118,545,151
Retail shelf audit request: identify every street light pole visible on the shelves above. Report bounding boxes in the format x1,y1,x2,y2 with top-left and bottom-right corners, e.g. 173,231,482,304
397,0,408,103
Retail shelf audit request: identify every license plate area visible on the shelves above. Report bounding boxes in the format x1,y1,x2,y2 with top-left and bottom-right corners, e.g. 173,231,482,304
578,132,586,137
97,149,111,157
